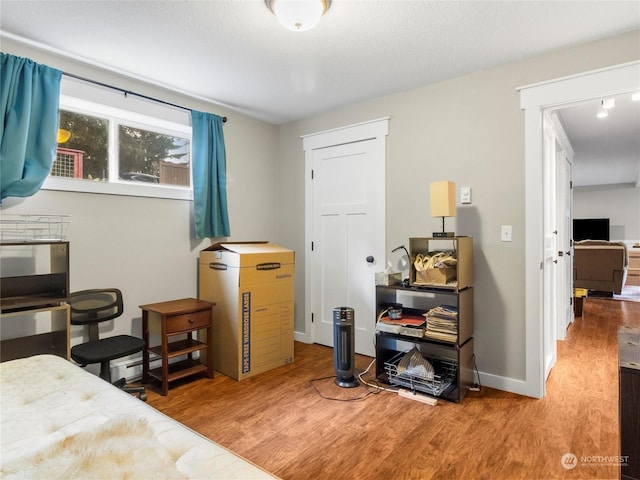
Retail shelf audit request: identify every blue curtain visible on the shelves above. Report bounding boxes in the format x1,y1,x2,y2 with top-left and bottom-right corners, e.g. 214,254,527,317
191,110,230,238
0,53,62,201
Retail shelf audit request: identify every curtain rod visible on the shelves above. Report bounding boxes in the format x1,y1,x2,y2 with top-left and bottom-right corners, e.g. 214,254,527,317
63,72,228,123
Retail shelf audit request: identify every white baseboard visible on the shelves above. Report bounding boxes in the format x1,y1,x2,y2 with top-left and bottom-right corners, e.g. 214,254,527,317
478,371,540,398
294,330,311,343
109,356,143,382
109,353,198,383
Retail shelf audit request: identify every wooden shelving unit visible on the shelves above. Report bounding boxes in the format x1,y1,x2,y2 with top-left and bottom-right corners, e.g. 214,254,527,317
375,237,474,402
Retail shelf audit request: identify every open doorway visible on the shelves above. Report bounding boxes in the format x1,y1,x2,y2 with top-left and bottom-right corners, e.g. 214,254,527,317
519,61,639,399
550,90,639,305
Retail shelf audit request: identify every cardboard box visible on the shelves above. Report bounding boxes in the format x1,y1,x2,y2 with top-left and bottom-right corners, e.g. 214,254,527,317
198,242,294,380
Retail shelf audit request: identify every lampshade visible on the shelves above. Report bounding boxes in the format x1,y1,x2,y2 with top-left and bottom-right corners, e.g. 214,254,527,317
265,0,331,32
430,181,456,218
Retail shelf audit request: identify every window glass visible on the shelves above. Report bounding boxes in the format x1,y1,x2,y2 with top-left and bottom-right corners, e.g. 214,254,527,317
54,110,109,180
118,125,190,187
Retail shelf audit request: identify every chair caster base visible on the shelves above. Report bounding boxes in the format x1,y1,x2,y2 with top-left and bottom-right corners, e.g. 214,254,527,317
113,377,146,401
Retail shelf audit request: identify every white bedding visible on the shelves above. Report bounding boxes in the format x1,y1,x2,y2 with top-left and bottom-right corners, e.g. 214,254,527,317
0,354,277,479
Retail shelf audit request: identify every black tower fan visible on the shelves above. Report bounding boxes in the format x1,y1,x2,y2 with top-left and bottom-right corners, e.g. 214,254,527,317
333,306,359,388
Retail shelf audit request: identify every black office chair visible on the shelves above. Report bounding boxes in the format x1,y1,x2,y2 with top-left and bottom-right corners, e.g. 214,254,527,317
69,288,147,401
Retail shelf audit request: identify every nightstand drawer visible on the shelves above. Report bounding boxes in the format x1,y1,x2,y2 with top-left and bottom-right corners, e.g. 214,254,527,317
629,251,640,269
167,309,210,333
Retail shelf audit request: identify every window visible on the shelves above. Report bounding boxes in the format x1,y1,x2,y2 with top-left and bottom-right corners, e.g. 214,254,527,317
118,124,190,187
55,110,108,180
44,77,192,200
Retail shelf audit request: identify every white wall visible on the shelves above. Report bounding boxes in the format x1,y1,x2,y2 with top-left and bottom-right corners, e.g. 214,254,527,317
573,183,640,241
1,39,281,350
276,30,640,386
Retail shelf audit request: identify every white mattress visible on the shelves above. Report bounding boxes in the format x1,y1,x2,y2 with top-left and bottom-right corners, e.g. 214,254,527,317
0,354,277,479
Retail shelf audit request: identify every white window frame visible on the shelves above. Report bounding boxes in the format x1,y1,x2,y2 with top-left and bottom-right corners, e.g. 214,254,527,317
43,78,193,201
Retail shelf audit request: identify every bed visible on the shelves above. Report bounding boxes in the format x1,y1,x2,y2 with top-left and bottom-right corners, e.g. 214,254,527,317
0,354,278,479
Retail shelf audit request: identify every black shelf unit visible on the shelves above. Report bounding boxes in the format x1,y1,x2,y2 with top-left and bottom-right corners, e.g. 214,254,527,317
1,241,69,312
0,241,70,361
375,237,474,403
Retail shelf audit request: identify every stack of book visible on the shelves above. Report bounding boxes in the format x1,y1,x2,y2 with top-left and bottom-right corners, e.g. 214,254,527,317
376,314,426,337
423,305,458,343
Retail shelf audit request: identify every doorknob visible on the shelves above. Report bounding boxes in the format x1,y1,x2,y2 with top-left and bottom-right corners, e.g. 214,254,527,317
366,256,375,263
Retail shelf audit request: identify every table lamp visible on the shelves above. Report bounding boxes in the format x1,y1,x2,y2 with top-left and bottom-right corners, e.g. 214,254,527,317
430,180,456,237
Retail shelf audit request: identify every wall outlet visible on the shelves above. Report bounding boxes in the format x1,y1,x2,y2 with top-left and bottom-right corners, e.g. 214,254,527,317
501,225,513,242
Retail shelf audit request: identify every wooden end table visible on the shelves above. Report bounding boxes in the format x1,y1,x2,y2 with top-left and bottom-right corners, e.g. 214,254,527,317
140,297,214,395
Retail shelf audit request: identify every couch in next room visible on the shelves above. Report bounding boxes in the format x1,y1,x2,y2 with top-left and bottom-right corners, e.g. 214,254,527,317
573,240,628,295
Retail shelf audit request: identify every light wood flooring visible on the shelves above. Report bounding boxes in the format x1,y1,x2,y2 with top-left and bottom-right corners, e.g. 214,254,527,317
146,298,640,480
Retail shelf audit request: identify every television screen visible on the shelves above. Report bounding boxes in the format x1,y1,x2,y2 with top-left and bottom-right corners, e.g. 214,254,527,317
573,218,610,242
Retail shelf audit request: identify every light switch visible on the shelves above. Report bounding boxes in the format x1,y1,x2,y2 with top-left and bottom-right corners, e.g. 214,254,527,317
501,225,513,242
460,186,472,205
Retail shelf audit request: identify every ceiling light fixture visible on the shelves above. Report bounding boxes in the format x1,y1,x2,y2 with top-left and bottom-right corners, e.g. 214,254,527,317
596,106,608,118
632,92,640,101
265,0,331,32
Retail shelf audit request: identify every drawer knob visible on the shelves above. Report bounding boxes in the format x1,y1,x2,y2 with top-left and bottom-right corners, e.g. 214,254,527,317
189,318,195,324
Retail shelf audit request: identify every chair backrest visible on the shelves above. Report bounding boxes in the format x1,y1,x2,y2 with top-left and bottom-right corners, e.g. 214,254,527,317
69,289,124,326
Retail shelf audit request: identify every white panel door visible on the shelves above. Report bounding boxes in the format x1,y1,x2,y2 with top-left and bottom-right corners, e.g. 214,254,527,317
311,139,383,357
557,152,574,338
542,119,557,381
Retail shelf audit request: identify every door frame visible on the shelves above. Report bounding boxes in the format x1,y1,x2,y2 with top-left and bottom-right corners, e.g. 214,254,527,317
519,61,639,398
301,117,389,346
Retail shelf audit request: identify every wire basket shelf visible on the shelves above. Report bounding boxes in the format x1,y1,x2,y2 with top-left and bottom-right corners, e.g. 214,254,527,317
0,214,71,242
384,350,457,397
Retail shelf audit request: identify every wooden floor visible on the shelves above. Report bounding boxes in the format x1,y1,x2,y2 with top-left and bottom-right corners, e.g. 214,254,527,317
146,298,640,480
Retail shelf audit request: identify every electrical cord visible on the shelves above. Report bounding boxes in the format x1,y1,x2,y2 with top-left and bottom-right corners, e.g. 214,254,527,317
309,351,399,401
469,353,481,392
357,357,399,393
309,375,382,402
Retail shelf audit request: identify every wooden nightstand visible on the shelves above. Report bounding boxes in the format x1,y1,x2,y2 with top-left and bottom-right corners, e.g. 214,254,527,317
627,249,640,287
140,298,214,395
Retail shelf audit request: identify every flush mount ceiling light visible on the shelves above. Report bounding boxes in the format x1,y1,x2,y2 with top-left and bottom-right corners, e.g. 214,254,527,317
632,92,640,101
265,0,331,32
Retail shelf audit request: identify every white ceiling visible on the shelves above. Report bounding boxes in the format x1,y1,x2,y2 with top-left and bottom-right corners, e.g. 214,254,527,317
1,0,639,185
555,92,640,187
